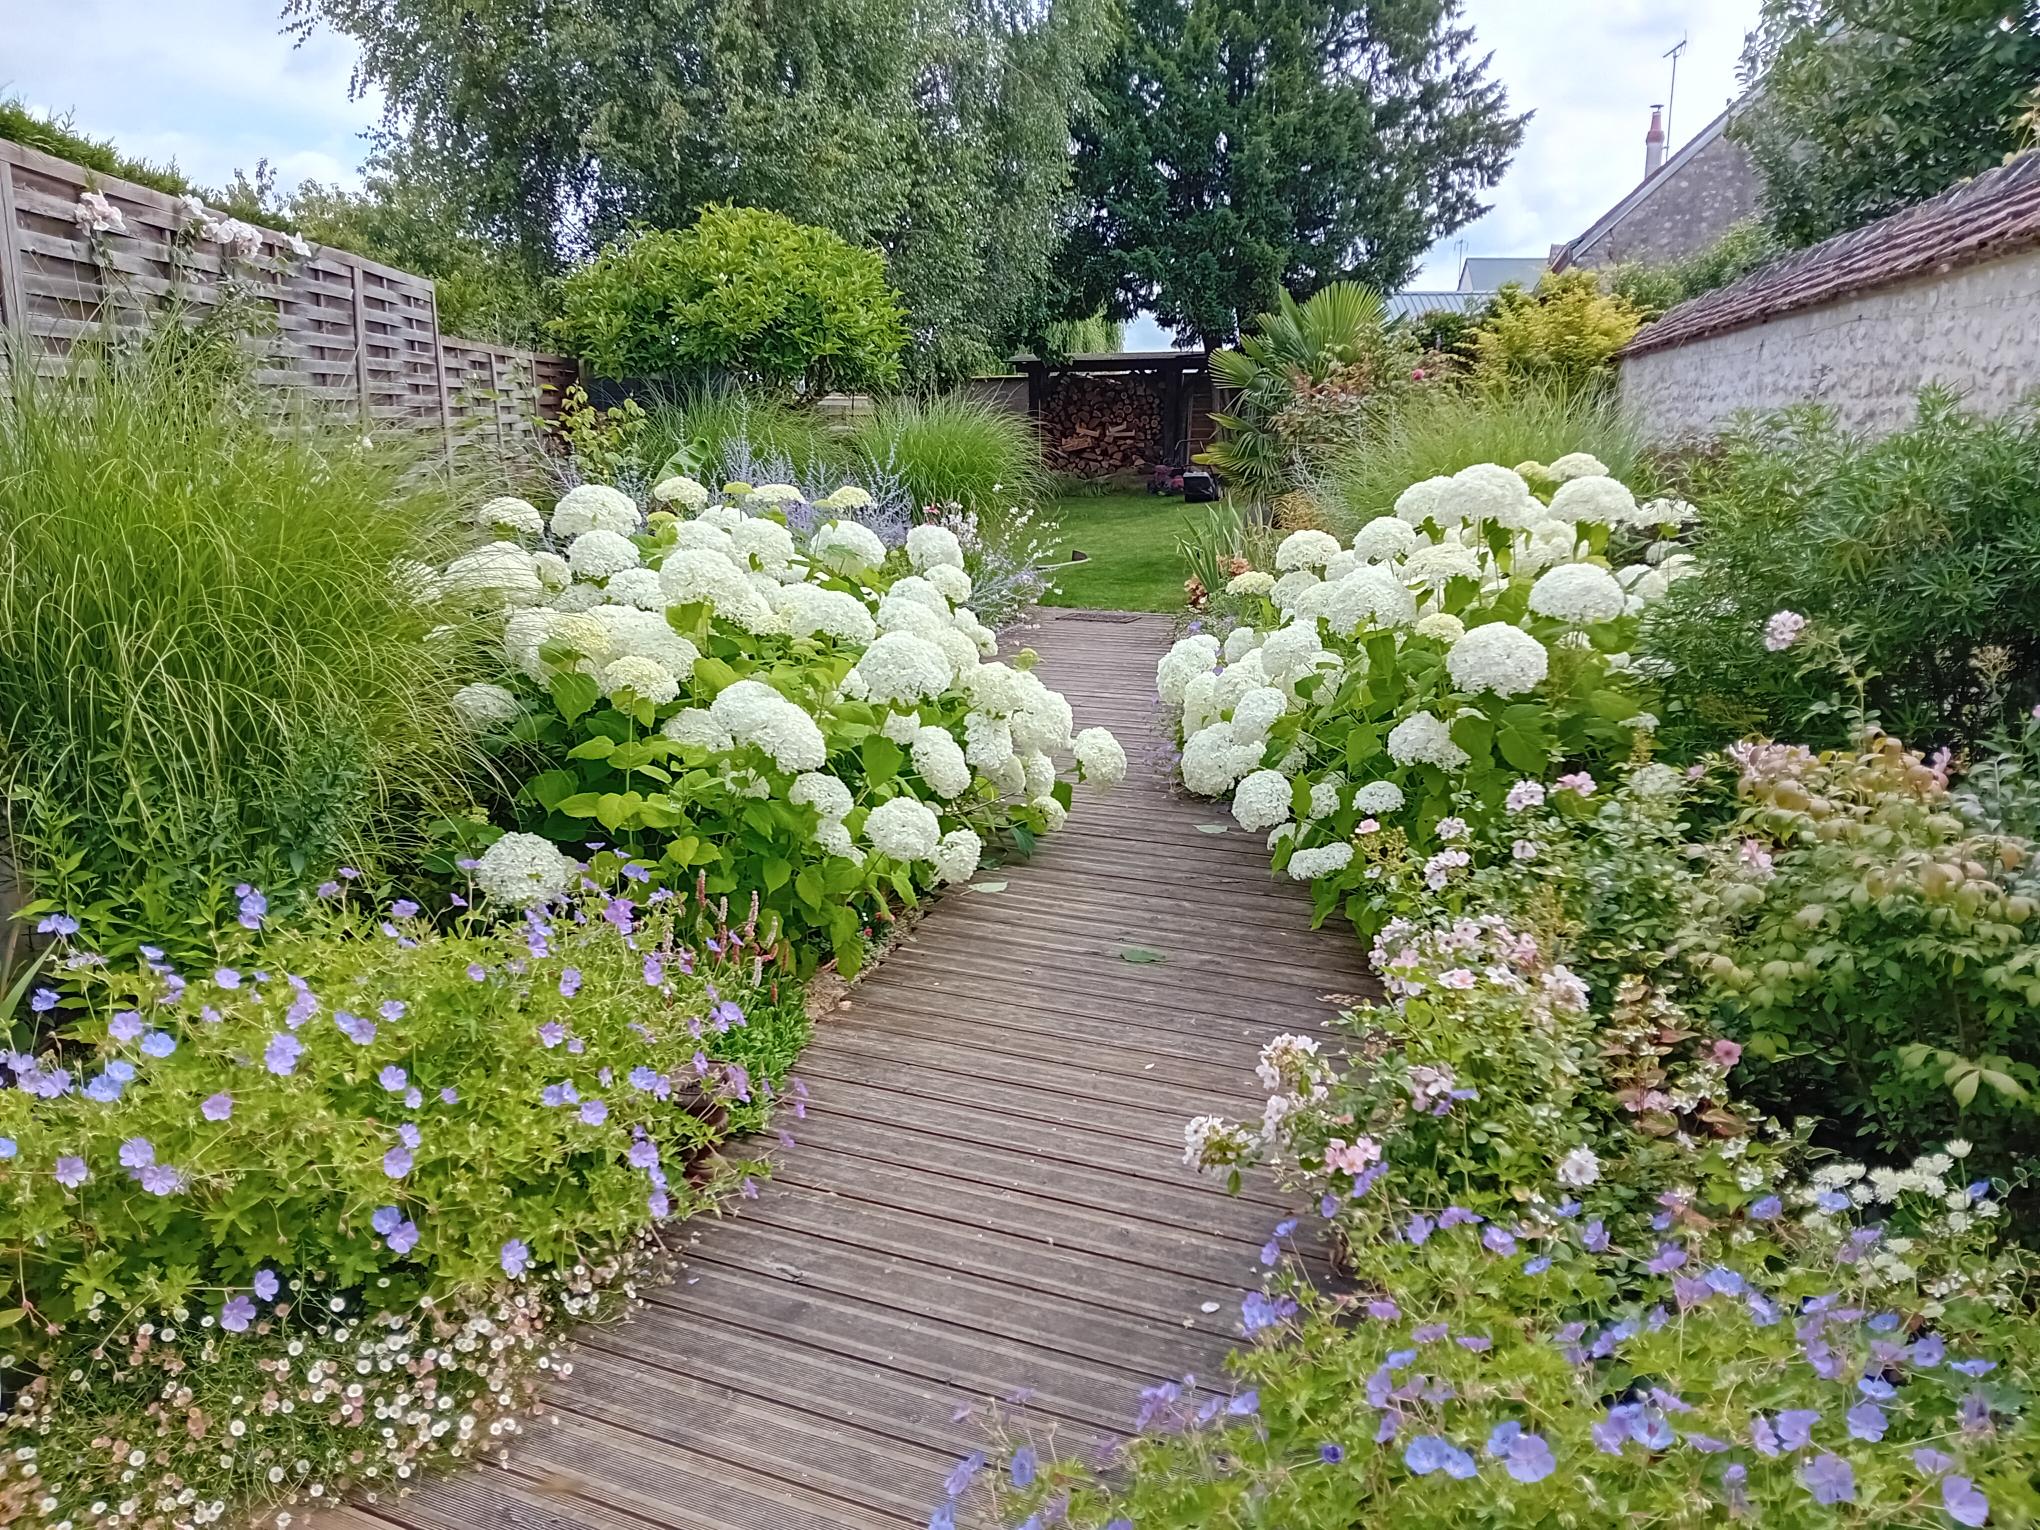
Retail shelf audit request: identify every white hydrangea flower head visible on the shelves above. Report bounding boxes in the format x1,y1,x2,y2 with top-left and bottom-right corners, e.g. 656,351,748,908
817,485,876,511
1400,542,1482,591
1268,822,1296,850
876,596,951,642
1012,681,1075,755
1658,552,1699,582
907,524,966,572
1447,464,1539,529
1545,475,1639,526
709,680,827,771
1414,611,1466,643
1547,452,1609,482
1181,726,1264,796
1275,529,1342,572
1073,727,1127,786
503,609,555,679
672,519,736,555
1287,844,1355,880
477,496,544,537
1323,567,1418,637
550,581,608,613
1255,624,1322,685
1033,795,1068,832
1386,710,1469,769
568,528,640,579
551,483,640,539
750,483,805,506
548,612,617,664
814,821,864,862
925,563,973,604
963,711,1014,769
659,548,773,627
866,796,942,862
857,631,955,704
983,754,1027,797
731,517,797,575
811,519,887,575
887,575,952,614
591,607,698,678
474,832,576,906
1303,777,1343,821
530,550,571,591
1232,769,1294,832
697,505,743,531
444,542,542,603
791,772,854,824
1528,562,1626,623
1020,750,1057,801
599,654,680,704
650,475,710,509
1226,570,1275,597
1322,550,1360,581
934,625,981,677
662,708,734,751
1269,570,1322,611
881,709,923,745
602,566,666,610
1393,476,1456,526
1350,516,1420,563
963,661,1028,715
1446,622,1550,697
777,583,878,644
933,828,983,886
911,725,973,799
1157,634,1221,704
1628,568,1671,605
452,682,521,729
1181,671,1224,737
1213,648,1273,710
1353,780,1404,815
1640,497,1698,527
1222,627,1263,663
1224,689,1289,750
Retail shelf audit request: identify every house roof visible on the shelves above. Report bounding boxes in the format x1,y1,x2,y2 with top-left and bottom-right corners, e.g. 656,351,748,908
1624,149,2040,357
1552,100,1742,271
1456,257,1546,292
1388,291,1492,317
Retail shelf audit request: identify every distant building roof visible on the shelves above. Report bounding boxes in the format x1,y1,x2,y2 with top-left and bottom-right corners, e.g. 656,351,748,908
1625,149,2040,357
1554,101,1745,271
1388,291,1492,318
1005,348,1206,370
1456,257,1546,292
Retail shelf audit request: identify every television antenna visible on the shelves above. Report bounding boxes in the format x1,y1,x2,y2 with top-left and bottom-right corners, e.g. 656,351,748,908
1663,34,1689,147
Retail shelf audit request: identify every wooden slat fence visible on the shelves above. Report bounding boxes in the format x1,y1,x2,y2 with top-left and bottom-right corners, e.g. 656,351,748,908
0,138,573,450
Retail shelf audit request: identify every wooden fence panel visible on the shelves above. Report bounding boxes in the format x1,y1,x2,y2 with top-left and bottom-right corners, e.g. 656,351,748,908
0,138,573,448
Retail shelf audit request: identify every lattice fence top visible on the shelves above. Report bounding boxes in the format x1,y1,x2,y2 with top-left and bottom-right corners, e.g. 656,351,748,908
0,137,573,455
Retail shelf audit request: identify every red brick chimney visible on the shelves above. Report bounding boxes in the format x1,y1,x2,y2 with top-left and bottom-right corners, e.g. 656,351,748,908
1644,104,1667,178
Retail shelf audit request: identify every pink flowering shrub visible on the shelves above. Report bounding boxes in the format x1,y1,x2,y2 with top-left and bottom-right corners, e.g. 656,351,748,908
0,881,804,1526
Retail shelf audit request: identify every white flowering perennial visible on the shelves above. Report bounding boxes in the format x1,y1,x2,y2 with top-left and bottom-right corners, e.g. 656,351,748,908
1160,459,1663,900
433,479,1124,961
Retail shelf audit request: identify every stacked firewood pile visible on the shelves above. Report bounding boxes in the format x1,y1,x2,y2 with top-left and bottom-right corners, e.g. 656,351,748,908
1039,374,1164,476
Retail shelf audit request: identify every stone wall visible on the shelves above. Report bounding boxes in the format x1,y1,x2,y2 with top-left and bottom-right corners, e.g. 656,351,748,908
1568,128,1762,269
1620,245,2040,439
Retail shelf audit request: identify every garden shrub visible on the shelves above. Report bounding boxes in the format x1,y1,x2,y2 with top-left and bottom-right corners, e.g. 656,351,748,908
955,749,2040,1530
1641,391,2040,754
436,477,1123,972
1682,733,2040,1173
1158,460,1689,940
1316,382,1651,532
0,880,803,1524
638,388,842,491
0,347,478,964
555,207,910,395
1469,272,1642,396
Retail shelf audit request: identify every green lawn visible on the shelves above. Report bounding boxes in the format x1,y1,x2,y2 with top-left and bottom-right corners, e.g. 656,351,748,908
1039,493,1200,613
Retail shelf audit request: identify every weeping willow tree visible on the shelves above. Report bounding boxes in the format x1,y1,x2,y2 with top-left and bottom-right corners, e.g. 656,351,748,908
1198,282,1415,514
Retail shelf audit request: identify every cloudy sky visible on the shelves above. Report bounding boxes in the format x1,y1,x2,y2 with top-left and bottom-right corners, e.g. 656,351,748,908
7,0,1757,342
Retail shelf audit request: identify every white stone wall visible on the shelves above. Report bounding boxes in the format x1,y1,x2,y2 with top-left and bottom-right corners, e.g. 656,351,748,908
1620,247,2040,441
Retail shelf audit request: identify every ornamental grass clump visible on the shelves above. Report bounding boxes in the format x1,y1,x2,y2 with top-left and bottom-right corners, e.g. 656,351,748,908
1160,459,1685,937
0,879,803,1527
431,478,1123,972
0,346,479,959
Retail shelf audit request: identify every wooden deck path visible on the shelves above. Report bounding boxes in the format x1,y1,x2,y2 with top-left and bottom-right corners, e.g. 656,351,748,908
321,609,1375,1530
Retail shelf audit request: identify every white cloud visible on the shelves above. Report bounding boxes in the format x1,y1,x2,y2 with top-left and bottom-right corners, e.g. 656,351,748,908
1412,0,1758,287
3,0,380,194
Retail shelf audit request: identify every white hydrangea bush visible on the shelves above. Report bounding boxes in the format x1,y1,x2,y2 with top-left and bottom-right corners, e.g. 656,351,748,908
1159,461,1685,936
438,482,1124,972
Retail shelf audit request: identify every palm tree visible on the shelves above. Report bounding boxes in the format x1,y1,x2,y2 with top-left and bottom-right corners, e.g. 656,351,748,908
1199,282,1398,514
